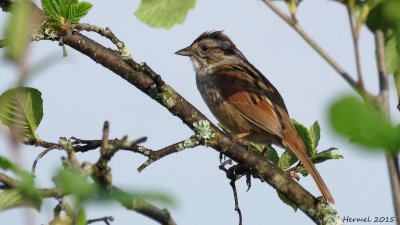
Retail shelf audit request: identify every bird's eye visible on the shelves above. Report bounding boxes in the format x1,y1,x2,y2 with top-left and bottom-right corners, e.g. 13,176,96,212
201,45,209,52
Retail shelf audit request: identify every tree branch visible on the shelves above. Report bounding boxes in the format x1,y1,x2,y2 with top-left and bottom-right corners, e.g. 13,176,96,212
87,216,114,225
56,31,342,224
346,5,364,89
375,30,400,225
0,2,342,223
136,135,200,172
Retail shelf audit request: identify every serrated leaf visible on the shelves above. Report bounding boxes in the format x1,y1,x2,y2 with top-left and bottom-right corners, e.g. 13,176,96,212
40,0,61,18
0,87,43,143
313,147,343,164
67,2,92,24
76,208,86,225
135,0,196,29
309,121,321,151
291,119,313,157
278,150,298,170
4,0,33,62
60,0,77,18
277,191,297,211
330,96,400,152
0,190,24,211
0,156,14,170
385,33,399,75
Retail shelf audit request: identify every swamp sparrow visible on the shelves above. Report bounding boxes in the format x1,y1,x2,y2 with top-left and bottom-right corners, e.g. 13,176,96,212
175,31,334,204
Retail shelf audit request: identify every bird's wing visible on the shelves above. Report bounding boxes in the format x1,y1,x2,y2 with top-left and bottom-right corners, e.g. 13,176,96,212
215,63,288,139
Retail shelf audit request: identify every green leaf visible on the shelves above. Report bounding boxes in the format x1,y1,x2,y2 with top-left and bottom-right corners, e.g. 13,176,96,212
18,172,42,209
330,96,400,152
67,2,92,24
366,0,400,32
294,166,309,176
217,123,234,135
249,143,279,165
385,32,400,75
284,0,302,15
76,208,86,225
313,147,343,164
277,191,297,211
41,0,61,18
54,169,98,200
0,87,43,143
278,150,298,170
4,0,33,62
60,0,78,18
0,190,24,211
309,121,321,152
264,146,279,165
292,119,313,157
135,0,196,29
0,156,14,170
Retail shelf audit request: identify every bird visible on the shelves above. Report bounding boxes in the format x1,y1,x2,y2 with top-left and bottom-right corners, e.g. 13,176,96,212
175,31,334,204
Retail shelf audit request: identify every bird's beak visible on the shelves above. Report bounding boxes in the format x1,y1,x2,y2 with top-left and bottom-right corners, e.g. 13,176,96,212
175,46,193,56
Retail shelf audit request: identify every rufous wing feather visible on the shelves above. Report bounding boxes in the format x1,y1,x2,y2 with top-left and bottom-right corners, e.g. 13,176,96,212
216,63,335,204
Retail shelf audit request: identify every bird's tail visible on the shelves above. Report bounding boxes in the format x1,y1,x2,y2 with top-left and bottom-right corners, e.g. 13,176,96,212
283,125,335,204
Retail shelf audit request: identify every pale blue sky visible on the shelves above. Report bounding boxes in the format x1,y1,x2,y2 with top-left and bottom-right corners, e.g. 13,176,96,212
0,0,397,224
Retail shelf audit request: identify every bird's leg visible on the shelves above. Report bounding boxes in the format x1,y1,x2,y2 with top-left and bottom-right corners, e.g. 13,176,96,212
232,132,252,152
285,161,302,181
260,145,271,156
233,132,250,140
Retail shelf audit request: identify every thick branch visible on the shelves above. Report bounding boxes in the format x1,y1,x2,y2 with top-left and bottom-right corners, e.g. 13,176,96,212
57,32,340,224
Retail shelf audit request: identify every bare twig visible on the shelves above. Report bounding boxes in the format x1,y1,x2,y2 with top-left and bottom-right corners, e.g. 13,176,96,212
74,23,132,60
230,179,242,225
70,136,147,152
346,5,364,89
0,172,19,188
31,146,57,177
219,162,250,225
87,216,114,225
136,136,201,172
375,30,400,225
101,121,110,155
262,0,370,97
